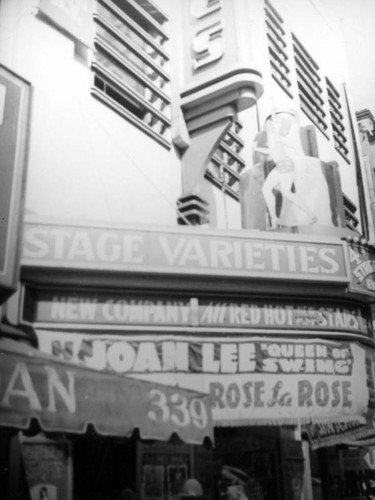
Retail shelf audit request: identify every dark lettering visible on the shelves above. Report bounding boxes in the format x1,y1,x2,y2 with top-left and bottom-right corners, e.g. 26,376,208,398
298,380,313,407
209,382,225,409
331,381,341,407
315,381,329,406
342,381,352,407
226,383,240,408
243,382,253,408
254,381,265,407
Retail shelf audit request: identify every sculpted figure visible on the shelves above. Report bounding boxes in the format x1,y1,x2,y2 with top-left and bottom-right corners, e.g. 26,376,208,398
256,111,318,228
240,110,342,230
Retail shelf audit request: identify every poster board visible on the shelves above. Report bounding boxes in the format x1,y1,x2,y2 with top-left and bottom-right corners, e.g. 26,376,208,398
138,442,191,500
20,435,73,500
0,65,31,302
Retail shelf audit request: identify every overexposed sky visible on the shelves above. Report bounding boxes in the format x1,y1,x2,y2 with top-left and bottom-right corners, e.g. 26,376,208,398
326,0,375,113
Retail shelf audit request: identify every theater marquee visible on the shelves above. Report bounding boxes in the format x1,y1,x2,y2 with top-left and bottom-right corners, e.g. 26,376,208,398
23,288,371,339
35,332,374,426
22,222,349,282
0,66,31,302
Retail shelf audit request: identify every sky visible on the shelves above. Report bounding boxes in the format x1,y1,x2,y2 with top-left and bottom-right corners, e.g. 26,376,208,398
326,0,375,113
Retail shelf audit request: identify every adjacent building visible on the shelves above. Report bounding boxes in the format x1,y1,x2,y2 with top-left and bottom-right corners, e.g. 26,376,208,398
1,1,375,499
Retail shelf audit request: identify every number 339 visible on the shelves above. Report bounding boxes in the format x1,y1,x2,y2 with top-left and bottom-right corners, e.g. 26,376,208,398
147,389,208,429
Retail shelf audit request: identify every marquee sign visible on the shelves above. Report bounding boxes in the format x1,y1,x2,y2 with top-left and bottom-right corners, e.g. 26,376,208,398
178,0,263,210
181,0,263,113
22,222,349,283
0,66,31,303
306,421,375,450
347,241,375,296
24,288,371,338
35,332,374,426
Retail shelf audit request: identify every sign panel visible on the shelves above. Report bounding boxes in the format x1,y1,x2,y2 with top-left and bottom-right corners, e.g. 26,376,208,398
0,338,213,444
24,288,371,338
22,223,349,283
347,241,375,296
21,438,73,500
35,332,374,426
37,0,95,46
306,420,375,450
0,66,30,302
180,0,263,112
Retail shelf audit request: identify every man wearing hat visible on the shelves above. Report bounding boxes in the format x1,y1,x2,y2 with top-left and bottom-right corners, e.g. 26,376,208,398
218,466,263,500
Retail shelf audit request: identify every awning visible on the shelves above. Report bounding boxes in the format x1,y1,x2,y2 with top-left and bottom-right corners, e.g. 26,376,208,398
0,338,214,445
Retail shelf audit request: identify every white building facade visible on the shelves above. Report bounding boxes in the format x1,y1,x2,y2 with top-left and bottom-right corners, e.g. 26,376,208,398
1,1,375,499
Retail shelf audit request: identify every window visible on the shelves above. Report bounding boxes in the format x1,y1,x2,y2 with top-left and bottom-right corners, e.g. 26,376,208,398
265,0,292,98
326,77,350,163
292,34,328,137
92,0,171,147
205,121,245,201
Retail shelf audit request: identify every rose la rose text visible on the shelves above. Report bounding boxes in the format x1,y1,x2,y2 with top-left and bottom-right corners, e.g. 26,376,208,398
24,227,342,275
210,379,352,409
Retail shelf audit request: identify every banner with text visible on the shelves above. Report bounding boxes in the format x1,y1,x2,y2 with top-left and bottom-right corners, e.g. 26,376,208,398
306,420,375,450
22,223,348,283
36,331,374,426
0,66,31,302
347,242,375,296
24,289,371,338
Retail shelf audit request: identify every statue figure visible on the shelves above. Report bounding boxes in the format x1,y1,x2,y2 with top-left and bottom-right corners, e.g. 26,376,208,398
240,110,345,231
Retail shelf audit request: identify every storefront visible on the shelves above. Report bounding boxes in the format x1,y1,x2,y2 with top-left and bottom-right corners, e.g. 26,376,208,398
0,336,214,499
1,220,374,499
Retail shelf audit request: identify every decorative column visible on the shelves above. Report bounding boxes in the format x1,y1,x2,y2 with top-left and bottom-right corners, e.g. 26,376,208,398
175,0,263,225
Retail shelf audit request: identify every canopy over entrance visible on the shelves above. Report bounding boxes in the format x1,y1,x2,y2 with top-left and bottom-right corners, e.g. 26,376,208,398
0,338,213,445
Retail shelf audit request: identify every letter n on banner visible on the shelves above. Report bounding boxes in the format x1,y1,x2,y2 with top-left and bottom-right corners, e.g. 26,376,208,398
0,65,31,303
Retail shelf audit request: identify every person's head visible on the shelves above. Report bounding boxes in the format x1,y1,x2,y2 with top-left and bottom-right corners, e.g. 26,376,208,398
266,111,298,137
218,466,250,500
117,488,136,500
180,478,203,497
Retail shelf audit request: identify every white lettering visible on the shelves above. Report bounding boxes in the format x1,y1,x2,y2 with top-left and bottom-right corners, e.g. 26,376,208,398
1,362,42,409
23,228,50,259
107,342,136,372
220,344,238,373
159,237,186,265
97,233,121,262
202,343,220,372
319,247,340,274
161,342,189,371
45,366,76,413
122,235,144,263
133,342,161,372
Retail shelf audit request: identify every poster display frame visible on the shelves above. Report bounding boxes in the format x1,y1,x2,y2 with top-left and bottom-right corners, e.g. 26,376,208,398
20,434,73,500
